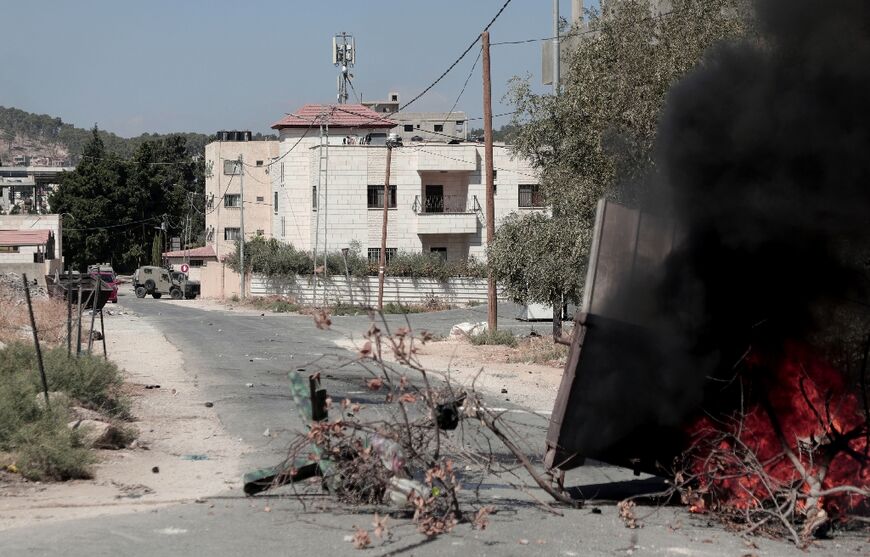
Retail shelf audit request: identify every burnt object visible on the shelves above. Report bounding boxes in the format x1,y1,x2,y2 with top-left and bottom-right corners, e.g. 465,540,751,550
545,200,692,474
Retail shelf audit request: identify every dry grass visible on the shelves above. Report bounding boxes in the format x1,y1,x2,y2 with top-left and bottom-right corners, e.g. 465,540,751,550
0,285,70,347
504,335,569,368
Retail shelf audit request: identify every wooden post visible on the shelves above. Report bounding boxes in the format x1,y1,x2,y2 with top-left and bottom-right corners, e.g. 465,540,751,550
482,31,498,332
23,274,50,408
100,309,107,359
87,276,101,354
377,144,393,311
76,276,83,357
66,267,72,357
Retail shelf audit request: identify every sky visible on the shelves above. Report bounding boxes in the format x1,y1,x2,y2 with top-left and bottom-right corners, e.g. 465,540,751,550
0,0,584,138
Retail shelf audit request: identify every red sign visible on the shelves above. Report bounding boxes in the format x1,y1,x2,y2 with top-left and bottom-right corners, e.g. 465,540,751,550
180,264,190,273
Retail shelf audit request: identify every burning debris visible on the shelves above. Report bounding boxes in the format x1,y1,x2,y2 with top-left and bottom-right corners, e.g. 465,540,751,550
546,0,870,544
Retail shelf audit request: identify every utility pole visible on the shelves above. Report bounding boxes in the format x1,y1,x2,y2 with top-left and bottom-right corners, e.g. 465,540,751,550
482,31,497,333
553,0,561,96
377,142,394,311
238,155,246,300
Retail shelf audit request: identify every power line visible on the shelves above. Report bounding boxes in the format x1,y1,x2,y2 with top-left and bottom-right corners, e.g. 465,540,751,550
64,216,160,232
399,0,514,112
438,46,483,132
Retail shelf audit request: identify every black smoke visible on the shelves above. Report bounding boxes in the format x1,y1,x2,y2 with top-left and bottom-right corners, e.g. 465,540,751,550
653,0,870,367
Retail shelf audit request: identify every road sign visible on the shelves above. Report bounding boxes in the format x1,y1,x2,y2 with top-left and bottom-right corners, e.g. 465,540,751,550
180,264,189,274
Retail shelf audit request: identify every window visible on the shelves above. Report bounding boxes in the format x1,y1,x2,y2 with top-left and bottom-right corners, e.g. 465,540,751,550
0,246,19,253
430,247,447,261
274,192,278,214
312,186,317,209
189,259,204,267
143,268,152,274
281,216,286,238
368,247,397,264
223,160,241,175
434,124,444,132
280,162,285,185
403,124,414,132
224,227,241,241
367,185,397,208
224,194,241,208
256,196,264,202
256,160,263,167
519,184,545,208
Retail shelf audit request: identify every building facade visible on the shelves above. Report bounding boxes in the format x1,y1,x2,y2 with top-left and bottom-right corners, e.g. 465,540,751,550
203,135,278,260
361,93,467,143
0,166,74,214
270,104,541,264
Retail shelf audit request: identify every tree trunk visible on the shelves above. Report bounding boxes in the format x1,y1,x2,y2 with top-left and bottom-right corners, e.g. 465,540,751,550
552,295,563,341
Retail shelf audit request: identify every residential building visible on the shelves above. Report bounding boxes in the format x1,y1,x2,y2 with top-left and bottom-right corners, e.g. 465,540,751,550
161,245,217,282
203,133,278,261
271,103,541,264
361,93,467,143
0,213,64,284
0,166,74,214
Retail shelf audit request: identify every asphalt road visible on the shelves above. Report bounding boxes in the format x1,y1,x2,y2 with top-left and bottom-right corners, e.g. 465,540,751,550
3,294,861,556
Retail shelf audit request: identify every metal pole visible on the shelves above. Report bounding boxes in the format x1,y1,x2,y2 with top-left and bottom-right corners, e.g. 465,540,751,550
76,276,83,356
238,154,245,300
66,267,72,357
482,31,498,332
553,0,561,96
377,144,393,311
23,274,50,408
100,309,107,359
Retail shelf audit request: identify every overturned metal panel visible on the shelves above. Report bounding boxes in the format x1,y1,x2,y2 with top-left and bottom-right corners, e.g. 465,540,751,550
546,199,685,472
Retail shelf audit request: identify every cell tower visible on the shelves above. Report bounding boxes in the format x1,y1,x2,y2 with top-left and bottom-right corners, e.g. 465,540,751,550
332,32,355,104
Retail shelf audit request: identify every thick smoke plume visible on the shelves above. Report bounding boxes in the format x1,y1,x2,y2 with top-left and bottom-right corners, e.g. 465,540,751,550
653,0,870,367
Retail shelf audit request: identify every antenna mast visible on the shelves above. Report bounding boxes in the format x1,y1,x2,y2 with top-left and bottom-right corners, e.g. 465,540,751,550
332,32,355,104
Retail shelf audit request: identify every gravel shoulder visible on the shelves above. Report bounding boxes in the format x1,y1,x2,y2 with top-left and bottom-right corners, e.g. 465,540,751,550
0,303,248,531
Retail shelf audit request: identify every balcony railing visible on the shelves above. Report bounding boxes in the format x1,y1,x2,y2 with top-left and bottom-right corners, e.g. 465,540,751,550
412,194,480,215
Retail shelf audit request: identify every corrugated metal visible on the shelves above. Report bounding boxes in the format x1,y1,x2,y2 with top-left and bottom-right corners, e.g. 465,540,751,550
250,274,506,306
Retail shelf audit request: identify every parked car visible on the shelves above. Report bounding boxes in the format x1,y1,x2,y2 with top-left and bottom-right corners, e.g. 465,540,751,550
132,265,199,300
88,264,118,303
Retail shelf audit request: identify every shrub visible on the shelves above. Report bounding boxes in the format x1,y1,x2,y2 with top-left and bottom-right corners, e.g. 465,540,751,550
42,348,129,417
226,237,486,282
14,412,94,481
469,329,517,347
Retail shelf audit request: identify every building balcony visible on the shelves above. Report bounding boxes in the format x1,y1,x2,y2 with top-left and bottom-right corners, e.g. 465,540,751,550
414,145,477,172
413,195,480,235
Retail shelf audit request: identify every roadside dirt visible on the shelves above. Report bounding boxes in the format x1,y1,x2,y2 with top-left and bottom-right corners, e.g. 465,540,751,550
0,304,248,531
334,335,565,412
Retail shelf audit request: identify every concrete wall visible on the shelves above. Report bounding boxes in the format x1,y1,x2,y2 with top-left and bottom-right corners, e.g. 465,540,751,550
204,140,279,261
199,261,250,299
250,274,506,306
0,258,62,287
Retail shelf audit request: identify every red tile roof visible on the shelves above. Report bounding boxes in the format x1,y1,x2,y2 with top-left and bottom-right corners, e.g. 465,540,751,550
271,104,396,130
162,245,216,259
0,229,51,247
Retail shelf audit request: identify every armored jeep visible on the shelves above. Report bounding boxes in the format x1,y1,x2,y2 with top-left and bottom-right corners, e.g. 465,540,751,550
132,266,200,300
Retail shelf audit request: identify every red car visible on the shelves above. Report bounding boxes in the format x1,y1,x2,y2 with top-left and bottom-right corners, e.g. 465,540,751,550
89,269,118,303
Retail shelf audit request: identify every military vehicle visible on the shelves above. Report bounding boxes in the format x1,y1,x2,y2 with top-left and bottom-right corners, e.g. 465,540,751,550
132,266,200,300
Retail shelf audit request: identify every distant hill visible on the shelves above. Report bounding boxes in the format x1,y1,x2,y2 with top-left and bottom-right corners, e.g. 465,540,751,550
0,106,274,166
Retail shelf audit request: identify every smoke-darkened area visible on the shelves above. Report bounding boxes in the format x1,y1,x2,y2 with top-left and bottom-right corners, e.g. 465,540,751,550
653,0,870,366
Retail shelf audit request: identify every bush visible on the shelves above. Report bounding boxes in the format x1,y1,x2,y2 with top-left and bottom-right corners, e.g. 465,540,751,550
226,236,487,282
469,329,517,347
14,413,94,481
42,348,129,417
248,296,300,313
0,342,128,481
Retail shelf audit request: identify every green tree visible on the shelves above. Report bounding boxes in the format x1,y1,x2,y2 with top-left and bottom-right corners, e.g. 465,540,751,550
150,234,162,267
491,0,751,337
49,128,130,269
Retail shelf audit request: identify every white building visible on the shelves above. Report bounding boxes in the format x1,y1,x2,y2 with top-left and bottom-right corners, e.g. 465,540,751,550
203,133,278,261
271,104,542,264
